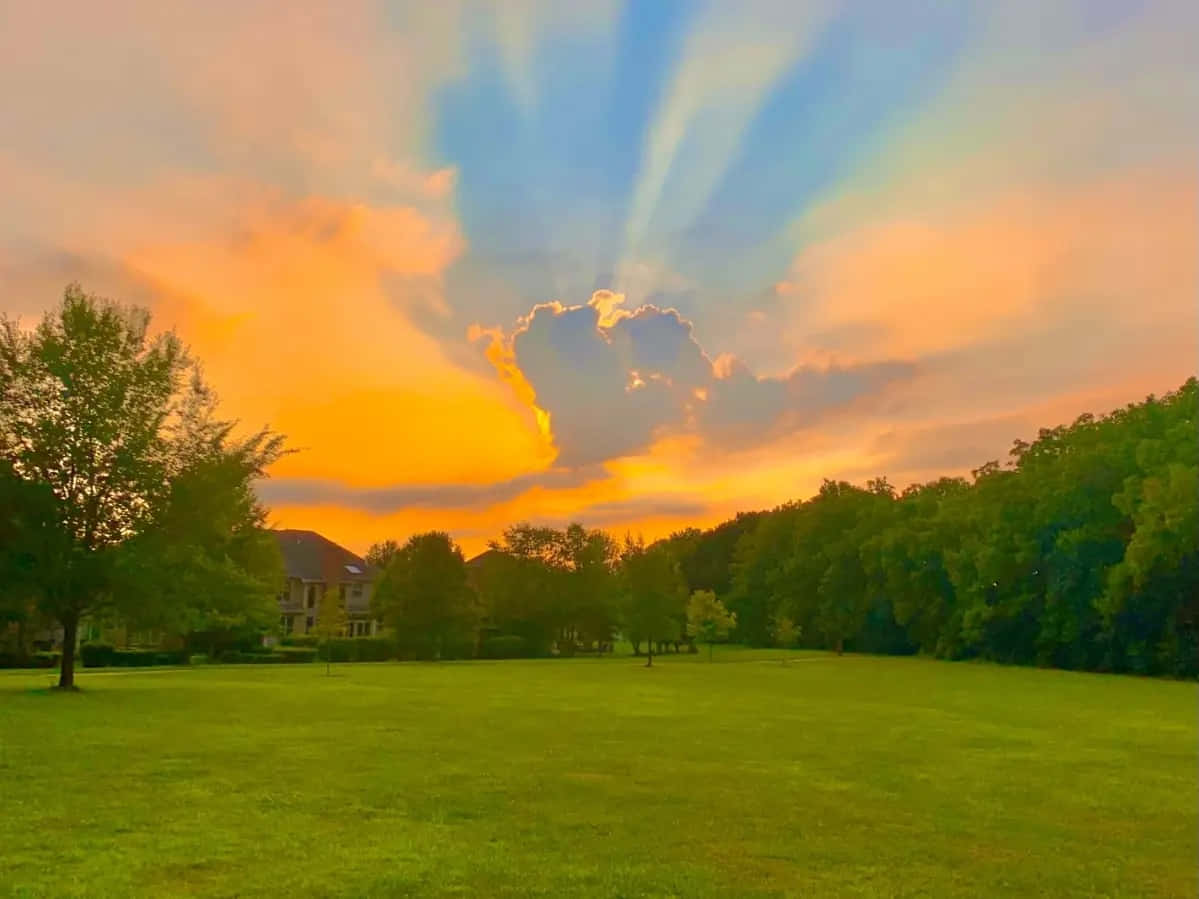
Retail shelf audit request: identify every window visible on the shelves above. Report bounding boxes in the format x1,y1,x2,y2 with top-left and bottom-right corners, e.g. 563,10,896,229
306,584,316,608
305,616,314,633
351,584,364,599
345,564,362,575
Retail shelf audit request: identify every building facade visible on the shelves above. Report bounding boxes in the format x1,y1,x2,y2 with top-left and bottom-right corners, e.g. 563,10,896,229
273,529,381,638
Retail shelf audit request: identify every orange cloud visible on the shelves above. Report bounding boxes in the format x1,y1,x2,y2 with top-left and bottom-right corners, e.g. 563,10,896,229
780,168,1197,370
94,178,553,489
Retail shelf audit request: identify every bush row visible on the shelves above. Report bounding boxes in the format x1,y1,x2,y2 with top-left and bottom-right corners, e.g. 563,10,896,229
1,634,546,670
216,647,318,664
479,635,533,659
80,644,190,668
317,637,394,662
0,650,61,669
279,635,320,647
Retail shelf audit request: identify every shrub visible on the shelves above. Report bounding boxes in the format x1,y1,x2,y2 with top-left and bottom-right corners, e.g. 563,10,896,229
215,648,316,664
189,654,210,666
80,642,117,668
440,636,477,661
81,646,191,668
0,650,62,669
116,649,159,667
280,635,320,647
317,637,397,662
480,635,530,659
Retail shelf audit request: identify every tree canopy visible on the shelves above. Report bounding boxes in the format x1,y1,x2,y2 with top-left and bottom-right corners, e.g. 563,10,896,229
372,531,477,660
0,285,285,686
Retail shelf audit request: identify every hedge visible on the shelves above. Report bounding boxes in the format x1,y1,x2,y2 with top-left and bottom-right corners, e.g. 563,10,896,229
318,637,396,663
280,635,320,648
80,644,189,668
0,650,60,669
479,635,532,659
215,648,317,664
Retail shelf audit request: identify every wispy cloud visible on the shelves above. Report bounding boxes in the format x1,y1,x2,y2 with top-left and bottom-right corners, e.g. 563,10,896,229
621,1,834,263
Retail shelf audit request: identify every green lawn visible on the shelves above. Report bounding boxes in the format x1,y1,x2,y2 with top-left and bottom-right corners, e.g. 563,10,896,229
1,650,1194,898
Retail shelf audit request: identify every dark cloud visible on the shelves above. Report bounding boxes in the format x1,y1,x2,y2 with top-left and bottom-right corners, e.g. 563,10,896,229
0,245,161,320
257,465,606,513
452,494,711,539
493,292,916,465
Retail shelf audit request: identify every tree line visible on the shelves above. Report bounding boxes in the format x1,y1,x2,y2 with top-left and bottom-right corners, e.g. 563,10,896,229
366,526,713,666
664,378,1197,676
367,378,1196,677
3,286,1195,685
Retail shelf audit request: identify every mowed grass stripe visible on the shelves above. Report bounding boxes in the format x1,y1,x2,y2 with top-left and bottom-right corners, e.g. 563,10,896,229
0,650,1193,898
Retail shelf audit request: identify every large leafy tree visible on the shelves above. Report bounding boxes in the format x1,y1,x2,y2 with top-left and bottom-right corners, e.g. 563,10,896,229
621,537,687,667
0,285,285,688
372,531,477,659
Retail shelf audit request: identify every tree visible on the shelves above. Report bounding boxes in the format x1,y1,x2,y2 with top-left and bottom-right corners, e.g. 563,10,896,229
770,615,800,648
479,522,621,655
686,589,736,661
365,539,400,570
314,587,349,675
0,285,285,688
372,532,476,659
621,537,687,667
0,461,58,659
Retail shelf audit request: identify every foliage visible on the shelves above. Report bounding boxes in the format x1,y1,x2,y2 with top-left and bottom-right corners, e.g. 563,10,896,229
770,615,800,648
0,285,285,687
716,378,1197,675
364,539,400,570
314,587,349,673
372,532,477,660
685,590,736,659
479,634,533,659
477,522,621,655
0,650,60,669
215,648,316,664
78,646,189,667
620,536,688,665
317,637,395,663
279,634,320,648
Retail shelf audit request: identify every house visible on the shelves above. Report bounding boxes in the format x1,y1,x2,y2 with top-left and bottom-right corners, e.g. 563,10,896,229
273,529,380,638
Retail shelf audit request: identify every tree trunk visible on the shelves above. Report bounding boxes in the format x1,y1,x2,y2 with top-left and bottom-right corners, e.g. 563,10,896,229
58,613,79,690
835,637,844,656
708,641,713,662
645,640,653,668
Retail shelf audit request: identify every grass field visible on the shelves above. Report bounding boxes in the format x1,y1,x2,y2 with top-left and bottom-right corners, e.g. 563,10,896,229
1,649,1194,898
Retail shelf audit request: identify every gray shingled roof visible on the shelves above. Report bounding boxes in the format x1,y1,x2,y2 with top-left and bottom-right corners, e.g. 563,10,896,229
273,529,377,583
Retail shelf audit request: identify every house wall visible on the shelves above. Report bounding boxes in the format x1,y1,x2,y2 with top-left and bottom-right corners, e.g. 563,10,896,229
278,579,379,637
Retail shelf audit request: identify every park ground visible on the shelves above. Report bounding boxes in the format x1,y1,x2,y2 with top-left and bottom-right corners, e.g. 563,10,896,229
0,649,1194,898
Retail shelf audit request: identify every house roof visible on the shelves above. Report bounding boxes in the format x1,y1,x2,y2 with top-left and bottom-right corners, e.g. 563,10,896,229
465,548,505,569
273,529,377,583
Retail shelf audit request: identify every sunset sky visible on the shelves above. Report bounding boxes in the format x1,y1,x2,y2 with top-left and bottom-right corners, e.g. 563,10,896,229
2,1,1195,555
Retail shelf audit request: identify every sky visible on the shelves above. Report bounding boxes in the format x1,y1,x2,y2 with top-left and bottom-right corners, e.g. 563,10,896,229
1,0,1195,556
